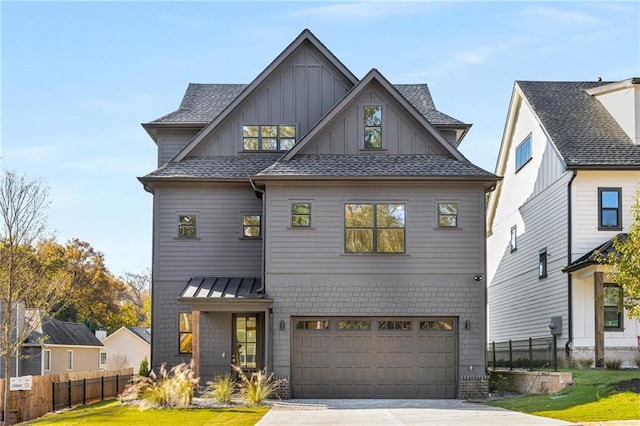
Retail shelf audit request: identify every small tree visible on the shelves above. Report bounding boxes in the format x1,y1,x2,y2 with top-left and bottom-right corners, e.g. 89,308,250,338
138,356,150,377
0,171,68,423
602,190,640,320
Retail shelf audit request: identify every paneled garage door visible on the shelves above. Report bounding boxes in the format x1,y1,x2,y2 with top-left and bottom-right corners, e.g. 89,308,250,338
291,317,457,398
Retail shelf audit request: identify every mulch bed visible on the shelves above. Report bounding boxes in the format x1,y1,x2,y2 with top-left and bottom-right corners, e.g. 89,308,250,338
616,378,640,393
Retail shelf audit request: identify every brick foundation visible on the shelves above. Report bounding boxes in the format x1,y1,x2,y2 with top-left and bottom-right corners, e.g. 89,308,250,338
272,376,291,400
458,375,489,399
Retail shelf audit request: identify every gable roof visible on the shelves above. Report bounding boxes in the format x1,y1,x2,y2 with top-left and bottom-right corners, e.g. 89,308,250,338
25,317,103,347
126,326,151,344
517,80,640,168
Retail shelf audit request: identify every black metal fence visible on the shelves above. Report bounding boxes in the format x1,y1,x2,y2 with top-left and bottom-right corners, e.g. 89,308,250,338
488,338,561,369
51,374,132,412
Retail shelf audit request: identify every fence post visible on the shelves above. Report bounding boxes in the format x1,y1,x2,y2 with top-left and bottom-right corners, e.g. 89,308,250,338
529,337,533,367
68,380,72,408
116,375,119,395
83,378,86,405
51,381,55,412
508,339,513,370
492,341,496,368
101,376,104,401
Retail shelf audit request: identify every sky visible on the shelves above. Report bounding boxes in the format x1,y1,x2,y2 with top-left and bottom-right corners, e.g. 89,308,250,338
1,1,639,277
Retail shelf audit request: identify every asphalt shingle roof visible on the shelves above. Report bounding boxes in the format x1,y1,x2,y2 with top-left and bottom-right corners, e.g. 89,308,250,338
257,154,495,178
126,326,151,344
142,155,282,180
26,317,103,347
518,81,640,168
563,233,627,273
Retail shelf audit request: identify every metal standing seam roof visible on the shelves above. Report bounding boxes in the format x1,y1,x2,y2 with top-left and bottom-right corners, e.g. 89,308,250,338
179,277,264,300
26,317,103,347
517,81,640,168
563,233,627,273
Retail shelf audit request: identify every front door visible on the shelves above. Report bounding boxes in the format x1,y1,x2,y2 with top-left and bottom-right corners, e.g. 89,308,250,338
233,313,264,371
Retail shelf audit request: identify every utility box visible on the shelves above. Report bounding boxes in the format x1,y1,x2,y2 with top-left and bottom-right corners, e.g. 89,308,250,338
548,316,562,336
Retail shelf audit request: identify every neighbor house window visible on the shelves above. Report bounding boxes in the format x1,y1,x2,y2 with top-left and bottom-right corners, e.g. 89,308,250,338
515,134,532,171
438,203,458,228
604,284,623,330
242,215,261,238
66,350,73,370
179,312,192,354
242,125,296,151
100,352,107,366
598,188,622,230
44,349,51,371
178,214,197,238
291,203,311,227
539,248,548,279
510,225,517,252
363,106,382,149
345,203,405,253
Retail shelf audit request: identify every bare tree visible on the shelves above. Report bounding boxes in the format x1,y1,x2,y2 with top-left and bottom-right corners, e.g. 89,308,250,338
119,269,151,325
0,171,68,423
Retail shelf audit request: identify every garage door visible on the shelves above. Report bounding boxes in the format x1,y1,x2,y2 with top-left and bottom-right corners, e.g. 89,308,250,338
291,317,457,398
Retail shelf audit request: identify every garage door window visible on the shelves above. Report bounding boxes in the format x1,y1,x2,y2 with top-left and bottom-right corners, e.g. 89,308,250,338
378,320,411,330
337,320,371,330
420,320,454,331
295,320,329,330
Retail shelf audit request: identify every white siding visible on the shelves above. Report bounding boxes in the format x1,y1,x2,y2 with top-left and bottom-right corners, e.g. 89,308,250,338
102,328,150,372
592,83,640,145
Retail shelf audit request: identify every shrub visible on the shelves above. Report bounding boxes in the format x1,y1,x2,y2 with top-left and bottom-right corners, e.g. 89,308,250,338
120,361,199,408
206,373,236,404
577,357,593,369
605,359,623,370
489,372,511,395
138,356,150,377
233,365,283,405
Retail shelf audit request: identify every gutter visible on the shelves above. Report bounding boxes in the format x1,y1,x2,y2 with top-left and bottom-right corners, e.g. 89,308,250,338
249,178,267,294
565,170,578,357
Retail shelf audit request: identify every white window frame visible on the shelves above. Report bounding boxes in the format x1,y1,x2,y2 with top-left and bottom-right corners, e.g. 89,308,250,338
510,225,517,252
515,134,532,171
43,349,51,372
66,350,73,370
100,351,107,366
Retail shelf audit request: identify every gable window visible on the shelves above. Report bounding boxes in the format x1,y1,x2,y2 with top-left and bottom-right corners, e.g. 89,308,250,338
363,106,382,149
604,284,623,330
242,215,261,238
44,349,51,371
179,312,192,354
510,225,517,252
292,203,311,227
345,203,405,253
598,188,622,230
178,214,197,238
242,125,296,151
438,203,458,228
100,352,107,366
66,350,73,370
515,134,532,171
539,248,548,279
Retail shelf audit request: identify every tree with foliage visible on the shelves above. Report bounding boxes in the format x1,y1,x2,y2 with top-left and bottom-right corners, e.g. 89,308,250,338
119,269,151,327
602,191,640,320
0,171,69,423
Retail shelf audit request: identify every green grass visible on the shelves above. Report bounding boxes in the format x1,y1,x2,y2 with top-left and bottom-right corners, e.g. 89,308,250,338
23,400,269,426
485,369,640,422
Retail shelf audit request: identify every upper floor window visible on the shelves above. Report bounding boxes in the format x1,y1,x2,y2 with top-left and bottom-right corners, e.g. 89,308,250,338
510,225,517,252
604,284,623,330
598,188,622,230
242,125,296,151
363,106,382,149
243,215,261,238
178,214,197,238
438,203,458,228
515,134,532,171
345,203,405,253
179,312,192,354
539,248,548,279
291,203,311,227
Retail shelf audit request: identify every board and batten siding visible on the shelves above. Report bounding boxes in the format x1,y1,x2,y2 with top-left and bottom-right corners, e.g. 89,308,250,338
156,128,201,166
192,44,353,157
153,182,262,281
264,181,486,275
302,82,449,156
571,170,640,261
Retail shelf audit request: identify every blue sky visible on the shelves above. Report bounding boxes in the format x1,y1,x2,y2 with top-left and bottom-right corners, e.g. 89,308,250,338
1,1,638,277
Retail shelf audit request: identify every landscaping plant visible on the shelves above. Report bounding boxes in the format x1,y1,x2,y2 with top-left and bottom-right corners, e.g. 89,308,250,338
206,373,236,403
232,365,284,405
120,361,199,408
138,356,150,377
605,358,622,370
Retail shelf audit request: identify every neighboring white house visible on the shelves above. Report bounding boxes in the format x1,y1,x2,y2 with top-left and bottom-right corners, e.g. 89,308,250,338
100,326,151,371
487,78,640,367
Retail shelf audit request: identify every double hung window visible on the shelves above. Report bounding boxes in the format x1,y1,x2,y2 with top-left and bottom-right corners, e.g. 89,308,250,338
179,312,192,354
345,203,405,253
363,106,382,149
604,285,623,330
598,188,622,230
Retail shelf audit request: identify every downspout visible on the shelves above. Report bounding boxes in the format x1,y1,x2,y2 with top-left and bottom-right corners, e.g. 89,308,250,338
484,183,497,374
565,170,578,357
249,177,266,294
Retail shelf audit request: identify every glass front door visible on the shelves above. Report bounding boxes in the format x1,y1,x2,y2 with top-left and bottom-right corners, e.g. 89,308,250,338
234,314,262,370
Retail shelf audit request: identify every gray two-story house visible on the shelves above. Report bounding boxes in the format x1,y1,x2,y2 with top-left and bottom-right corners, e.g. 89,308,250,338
139,29,497,399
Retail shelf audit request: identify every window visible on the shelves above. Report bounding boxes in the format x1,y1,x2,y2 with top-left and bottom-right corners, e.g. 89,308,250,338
295,320,329,330
438,203,458,228
291,203,311,227
378,320,411,330
100,352,107,366
179,312,192,354
345,203,405,253
66,350,73,370
337,320,371,330
539,248,548,279
419,320,454,331
242,125,296,151
604,285,623,330
44,349,51,371
242,215,261,238
363,106,382,149
178,215,196,238
510,225,517,252
515,134,532,171
599,188,622,230
235,315,258,369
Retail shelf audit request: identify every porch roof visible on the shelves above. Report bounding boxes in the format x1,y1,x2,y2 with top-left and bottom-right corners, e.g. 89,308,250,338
177,277,270,304
563,233,627,273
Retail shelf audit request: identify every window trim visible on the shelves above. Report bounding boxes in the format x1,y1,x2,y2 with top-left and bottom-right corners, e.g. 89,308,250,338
515,134,532,172
538,248,548,279
241,214,262,239
100,351,107,366
344,203,406,254
242,124,297,152
291,202,311,228
66,350,73,370
179,312,193,354
177,213,199,239
437,202,459,229
510,225,517,252
604,284,624,331
43,349,51,371
363,105,383,150
598,187,622,231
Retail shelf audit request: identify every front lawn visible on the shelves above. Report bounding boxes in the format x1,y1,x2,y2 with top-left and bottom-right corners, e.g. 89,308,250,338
485,369,640,422
24,400,269,425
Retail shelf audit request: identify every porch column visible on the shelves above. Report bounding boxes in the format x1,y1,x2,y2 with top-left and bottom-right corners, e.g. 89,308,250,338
594,272,604,368
192,310,201,377
264,305,271,372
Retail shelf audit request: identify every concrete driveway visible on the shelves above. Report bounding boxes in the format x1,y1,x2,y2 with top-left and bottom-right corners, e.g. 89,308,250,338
256,399,575,426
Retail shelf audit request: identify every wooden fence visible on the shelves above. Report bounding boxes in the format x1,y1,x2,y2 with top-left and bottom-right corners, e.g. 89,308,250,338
0,368,133,424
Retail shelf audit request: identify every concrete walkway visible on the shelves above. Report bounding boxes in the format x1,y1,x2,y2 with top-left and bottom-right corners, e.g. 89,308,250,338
256,399,576,425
